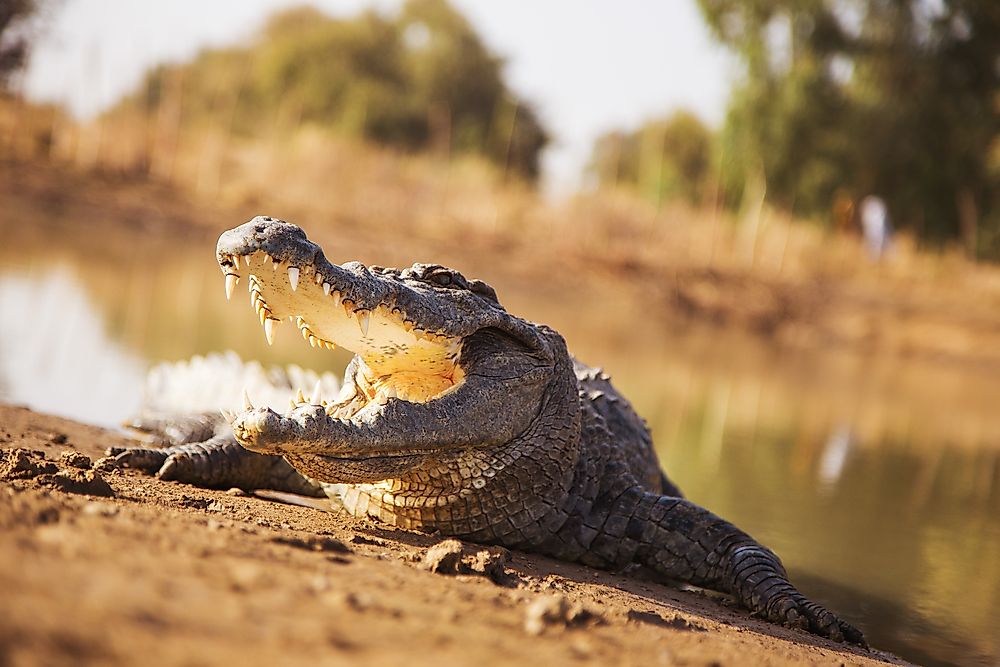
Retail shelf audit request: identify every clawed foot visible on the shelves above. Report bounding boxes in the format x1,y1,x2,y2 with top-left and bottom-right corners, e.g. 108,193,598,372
763,591,867,647
109,435,325,497
729,545,867,647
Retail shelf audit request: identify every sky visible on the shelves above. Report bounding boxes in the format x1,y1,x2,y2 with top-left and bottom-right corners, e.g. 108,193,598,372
21,0,736,194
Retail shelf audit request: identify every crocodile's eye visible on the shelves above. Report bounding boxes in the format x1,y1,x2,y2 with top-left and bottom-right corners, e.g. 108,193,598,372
429,272,453,287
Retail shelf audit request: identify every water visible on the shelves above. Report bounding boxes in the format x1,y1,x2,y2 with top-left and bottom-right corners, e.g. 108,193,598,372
1,232,997,667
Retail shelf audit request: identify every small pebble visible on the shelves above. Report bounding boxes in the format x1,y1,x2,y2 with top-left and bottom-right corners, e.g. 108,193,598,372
82,501,118,517
421,539,465,574
523,594,597,636
58,451,92,470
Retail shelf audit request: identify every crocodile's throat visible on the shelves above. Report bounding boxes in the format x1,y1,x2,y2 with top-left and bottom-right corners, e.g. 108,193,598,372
220,249,465,409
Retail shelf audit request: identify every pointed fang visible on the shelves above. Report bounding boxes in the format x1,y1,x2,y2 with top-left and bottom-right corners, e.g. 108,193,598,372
264,318,277,345
225,274,238,301
243,389,254,411
312,380,322,405
358,311,370,336
288,267,299,291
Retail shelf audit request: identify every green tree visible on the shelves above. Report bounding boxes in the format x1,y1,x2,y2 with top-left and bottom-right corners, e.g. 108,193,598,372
698,0,1000,256
116,1,548,182
588,111,714,206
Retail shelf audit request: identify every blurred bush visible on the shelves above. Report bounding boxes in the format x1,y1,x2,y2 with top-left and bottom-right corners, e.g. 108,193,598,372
111,0,548,182
587,111,715,208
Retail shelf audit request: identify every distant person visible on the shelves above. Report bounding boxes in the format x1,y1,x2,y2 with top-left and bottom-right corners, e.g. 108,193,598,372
859,195,893,260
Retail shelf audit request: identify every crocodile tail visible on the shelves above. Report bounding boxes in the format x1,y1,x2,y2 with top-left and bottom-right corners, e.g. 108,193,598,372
617,488,866,645
139,351,342,415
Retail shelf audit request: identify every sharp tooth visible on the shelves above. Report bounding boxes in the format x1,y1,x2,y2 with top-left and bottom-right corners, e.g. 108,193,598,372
315,273,323,284
344,302,354,318
264,318,277,345
323,282,331,296
358,311,370,336
288,267,299,291
308,336,317,348
331,290,341,307
272,259,280,272
262,254,271,265
244,255,251,267
325,341,337,350
243,389,254,410
296,388,306,404
225,274,238,300
289,398,297,410
312,380,322,405
258,308,268,325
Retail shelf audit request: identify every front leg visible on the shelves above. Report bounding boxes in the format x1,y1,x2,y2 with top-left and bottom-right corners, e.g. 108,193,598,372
110,434,326,496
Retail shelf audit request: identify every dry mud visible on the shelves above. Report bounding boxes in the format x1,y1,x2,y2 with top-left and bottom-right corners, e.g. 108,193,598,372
0,404,907,667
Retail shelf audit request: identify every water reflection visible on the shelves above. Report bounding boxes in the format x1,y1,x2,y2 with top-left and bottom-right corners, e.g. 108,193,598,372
0,267,145,426
818,425,853,488
1,235,998,667
645,374,999,666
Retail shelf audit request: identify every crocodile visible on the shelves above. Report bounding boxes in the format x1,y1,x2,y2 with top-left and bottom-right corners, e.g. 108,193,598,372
114,215,865,646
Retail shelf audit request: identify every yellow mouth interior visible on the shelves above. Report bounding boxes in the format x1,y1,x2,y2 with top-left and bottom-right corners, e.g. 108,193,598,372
223,251,465,408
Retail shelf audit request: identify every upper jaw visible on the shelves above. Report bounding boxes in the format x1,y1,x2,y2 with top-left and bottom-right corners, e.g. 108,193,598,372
217,217,468,407
217,217,389,313
216,218,462,351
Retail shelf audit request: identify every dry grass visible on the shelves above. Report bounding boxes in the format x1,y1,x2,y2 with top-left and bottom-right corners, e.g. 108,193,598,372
0,95,983,278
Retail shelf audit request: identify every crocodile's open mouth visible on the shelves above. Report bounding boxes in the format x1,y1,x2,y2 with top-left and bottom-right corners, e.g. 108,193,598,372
214,218,548,479
217,244,465,416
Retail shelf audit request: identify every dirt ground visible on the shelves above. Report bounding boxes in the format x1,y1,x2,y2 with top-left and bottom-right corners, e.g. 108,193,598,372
0,404,908,667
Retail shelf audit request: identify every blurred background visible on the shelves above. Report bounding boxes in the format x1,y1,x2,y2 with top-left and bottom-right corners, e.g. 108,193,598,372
1,1,998,665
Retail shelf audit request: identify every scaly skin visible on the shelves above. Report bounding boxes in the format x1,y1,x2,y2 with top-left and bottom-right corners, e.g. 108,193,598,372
116,216,865,646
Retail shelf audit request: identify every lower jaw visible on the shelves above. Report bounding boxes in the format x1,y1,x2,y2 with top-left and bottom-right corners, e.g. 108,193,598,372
284,452,427,484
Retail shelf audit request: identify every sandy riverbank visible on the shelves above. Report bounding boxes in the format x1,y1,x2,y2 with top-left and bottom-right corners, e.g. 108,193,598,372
0,403,906,667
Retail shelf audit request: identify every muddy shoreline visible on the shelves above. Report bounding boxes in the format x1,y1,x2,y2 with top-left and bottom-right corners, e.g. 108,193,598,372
0,403,906,667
